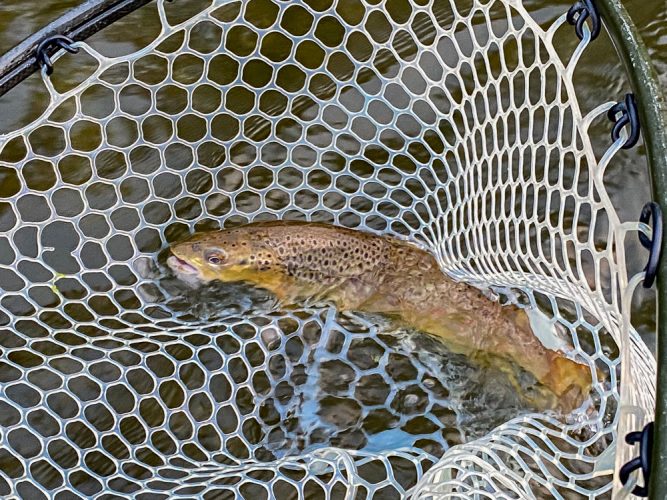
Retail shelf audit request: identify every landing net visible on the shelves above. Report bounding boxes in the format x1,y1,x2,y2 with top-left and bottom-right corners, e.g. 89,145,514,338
0,0,657,498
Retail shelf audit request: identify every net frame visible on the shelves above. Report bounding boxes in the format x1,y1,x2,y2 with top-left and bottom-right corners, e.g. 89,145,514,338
592,2,667,497
0,0,663,498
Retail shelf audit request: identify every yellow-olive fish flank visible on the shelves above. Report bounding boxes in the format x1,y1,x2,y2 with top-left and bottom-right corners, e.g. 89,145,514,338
168,221,593,407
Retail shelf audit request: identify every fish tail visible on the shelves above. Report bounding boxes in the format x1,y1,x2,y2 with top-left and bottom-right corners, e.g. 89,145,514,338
383,277,596,409
506,311,595,407
542,352,594,399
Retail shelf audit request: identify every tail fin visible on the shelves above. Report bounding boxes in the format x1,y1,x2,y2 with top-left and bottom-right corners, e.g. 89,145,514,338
542,354,595,411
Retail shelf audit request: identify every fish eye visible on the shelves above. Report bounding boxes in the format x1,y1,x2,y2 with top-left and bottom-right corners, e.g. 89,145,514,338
205,250,226,266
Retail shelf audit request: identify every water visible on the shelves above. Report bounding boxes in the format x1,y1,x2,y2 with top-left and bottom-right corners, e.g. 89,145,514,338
0,2,663,342
0,0,662,493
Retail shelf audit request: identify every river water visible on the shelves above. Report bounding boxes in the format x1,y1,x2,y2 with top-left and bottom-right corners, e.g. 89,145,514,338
0,0,664,494
0,1,664,348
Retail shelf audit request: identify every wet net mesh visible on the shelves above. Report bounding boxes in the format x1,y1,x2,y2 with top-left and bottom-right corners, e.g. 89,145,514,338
0,0,658,498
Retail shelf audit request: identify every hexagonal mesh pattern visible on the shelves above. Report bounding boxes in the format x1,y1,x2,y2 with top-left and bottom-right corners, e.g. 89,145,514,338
0,0,656,498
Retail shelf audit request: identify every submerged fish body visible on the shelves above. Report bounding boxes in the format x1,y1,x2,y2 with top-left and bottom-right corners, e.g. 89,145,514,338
168,221,593,408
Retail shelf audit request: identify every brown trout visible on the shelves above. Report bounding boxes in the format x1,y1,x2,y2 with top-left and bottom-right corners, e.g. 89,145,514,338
167,221,593,409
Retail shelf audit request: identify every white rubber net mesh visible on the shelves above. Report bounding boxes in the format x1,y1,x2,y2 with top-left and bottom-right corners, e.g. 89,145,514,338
0,0,658,498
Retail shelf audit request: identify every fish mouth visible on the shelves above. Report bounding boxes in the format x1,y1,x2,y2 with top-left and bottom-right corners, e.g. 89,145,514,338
167,255,200,276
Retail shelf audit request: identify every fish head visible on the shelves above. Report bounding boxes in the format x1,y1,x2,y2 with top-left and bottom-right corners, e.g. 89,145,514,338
168,228,278,284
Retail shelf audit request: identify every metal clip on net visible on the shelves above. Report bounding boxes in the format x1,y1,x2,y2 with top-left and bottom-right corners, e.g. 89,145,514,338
608,93,641,149
35,34,79,76
620,422,654,497
567,0,602,40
